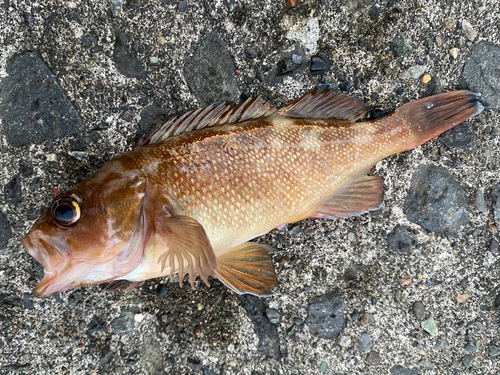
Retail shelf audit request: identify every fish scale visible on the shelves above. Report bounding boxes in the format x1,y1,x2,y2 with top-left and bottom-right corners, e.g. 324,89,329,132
21,87,484,297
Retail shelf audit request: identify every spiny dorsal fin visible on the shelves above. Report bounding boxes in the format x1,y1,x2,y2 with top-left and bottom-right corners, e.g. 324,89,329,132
278,86,369,122
134,96,276,148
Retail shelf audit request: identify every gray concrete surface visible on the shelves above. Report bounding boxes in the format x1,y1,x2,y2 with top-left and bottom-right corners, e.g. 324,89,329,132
1,0,500,374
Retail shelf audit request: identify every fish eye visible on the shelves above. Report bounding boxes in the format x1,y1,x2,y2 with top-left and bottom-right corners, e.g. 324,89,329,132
51,196,81,226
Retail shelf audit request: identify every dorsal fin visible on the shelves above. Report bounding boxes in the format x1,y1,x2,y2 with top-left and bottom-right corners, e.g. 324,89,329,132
134,96,276,148
278,86,369,122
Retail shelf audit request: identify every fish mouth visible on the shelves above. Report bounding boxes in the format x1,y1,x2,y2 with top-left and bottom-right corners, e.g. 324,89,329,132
21,233,76,297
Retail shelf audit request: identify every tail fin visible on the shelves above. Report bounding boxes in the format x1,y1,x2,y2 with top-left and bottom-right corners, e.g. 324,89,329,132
394,90,484,150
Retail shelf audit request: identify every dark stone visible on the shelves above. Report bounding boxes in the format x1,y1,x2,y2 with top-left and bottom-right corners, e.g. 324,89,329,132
100,350,114,364
277,59,299,76
111,309,136,334
238,295,280,358
113,32,148,80
0,210,12,249
392,34,413,57
387,225,413,254
365,350,381,366
178,0,187,12
87,317,105,332
310,56,329,76
305,293,344,339
343,263,366,281
81,35,92,48
244,47,256,59
141,336,164,375
227,0,238,12
339,81,350,92
369,6,380,22
358,332,372,352
4,175,22,203
439,123,476,151
184,31,240,106
187,358,202,373
465,343,477,353
490,238,499,255
404,165,469,237
412,301,427,321
0,51,82,146
23,294,34,310
462,41,500,109
390,365,419,375
395,87,404,95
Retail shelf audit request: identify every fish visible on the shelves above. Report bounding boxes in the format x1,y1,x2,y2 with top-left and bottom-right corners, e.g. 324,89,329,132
21,87,484,297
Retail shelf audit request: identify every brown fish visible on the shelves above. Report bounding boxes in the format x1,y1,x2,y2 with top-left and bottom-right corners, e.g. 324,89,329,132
21,87,483,297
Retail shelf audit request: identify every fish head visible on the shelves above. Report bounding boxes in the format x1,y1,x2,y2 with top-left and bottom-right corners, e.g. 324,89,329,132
21,160,147,297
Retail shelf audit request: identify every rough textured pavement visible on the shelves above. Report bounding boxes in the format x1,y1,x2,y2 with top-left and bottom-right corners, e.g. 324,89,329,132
1,1,500,374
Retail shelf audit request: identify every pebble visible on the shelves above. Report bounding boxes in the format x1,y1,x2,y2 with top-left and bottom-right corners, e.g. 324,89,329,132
197,303,203,311
435,338,449,348
462,20,477,41
465,343,477,353
360,313,375,327
265,308,280,324
148,56,159,65
422,74,431,83
449,48,459,59
365,350,381,366
421,317,438,337
347,232,357,242
310,56,329,75
350,310,360,320
292,54,302,65
244,47,256,59
369,6,380,22
388,226,413,255
412,301,427,321
398,278,412,286
156,284,167,296
475,190,487,212
4,176,22,204
488,344,500,357
23,294,34,310
68,151,87,161
490,239,499,255
399,65,426,80
455,293,468,303
289,226,302,236
134,313,144,322
339,336,351,348
109,0,123,17
462,354,473,368
319,361,327,373
358,332,372,352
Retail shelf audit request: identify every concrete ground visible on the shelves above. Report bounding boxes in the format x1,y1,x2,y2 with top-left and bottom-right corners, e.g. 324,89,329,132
1,0,500,374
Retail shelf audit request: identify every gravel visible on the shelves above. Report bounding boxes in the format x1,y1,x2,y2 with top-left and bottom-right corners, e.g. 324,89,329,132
1,1,499,374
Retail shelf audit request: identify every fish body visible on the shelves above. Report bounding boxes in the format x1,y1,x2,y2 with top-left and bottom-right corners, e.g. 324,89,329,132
21,87,483,297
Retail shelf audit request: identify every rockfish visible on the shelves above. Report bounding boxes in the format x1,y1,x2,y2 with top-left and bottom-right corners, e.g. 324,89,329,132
21,87,483,297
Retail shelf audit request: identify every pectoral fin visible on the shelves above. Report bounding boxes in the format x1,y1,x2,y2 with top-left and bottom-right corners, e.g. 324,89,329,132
214,242,278,297
310,175,384,218
152,215,218,287
107,280,144,292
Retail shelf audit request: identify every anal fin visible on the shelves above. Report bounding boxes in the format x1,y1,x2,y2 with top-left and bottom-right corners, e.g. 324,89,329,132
214,243,278,297
310,175,384,219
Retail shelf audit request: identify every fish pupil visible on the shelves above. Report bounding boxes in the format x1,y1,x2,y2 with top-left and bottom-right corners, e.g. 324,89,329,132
55,203,75,221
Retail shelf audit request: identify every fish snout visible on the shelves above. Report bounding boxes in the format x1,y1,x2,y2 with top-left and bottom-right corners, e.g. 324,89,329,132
21,231,67,271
